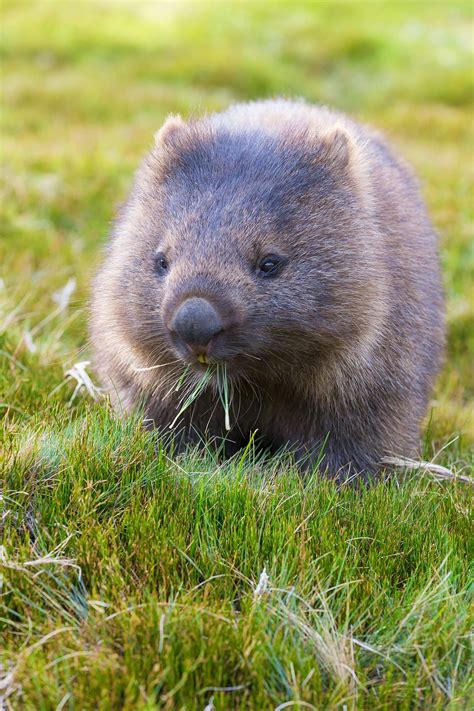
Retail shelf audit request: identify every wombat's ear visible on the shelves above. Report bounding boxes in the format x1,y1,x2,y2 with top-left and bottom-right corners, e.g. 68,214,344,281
154,114,186,149
319,126,353,170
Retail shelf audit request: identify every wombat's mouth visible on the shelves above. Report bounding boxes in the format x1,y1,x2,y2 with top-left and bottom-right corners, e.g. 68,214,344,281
175,339,231,370
178,347,218,369
184,350,240,377
170,332,256,376
191,354,224,373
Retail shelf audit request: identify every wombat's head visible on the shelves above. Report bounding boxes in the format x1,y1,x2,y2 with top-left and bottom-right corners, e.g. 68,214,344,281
102,112,384,386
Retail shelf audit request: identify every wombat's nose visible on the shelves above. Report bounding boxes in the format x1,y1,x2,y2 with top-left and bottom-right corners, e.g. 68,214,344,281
170,297,223,348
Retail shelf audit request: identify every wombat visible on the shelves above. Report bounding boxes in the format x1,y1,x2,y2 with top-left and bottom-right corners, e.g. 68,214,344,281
90,99,445,477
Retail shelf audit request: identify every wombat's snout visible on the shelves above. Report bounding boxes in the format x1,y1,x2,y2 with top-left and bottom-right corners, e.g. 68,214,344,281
169,297,223,353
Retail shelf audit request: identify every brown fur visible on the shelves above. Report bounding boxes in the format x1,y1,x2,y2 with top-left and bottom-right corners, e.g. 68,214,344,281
90,99,445,477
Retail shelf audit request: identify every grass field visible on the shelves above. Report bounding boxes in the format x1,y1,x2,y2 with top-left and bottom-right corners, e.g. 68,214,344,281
1,1,473,709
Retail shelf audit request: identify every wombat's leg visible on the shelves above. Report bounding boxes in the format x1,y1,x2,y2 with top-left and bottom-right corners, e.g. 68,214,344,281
296,435,382,480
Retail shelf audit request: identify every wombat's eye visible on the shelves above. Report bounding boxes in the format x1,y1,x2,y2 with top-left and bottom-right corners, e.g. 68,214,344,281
257,254,285,277
154,252,169,275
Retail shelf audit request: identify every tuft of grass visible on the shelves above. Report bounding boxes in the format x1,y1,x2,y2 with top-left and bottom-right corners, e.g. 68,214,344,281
1,1,473,708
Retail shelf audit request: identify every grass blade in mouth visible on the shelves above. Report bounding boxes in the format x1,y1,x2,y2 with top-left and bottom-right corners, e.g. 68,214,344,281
169,363,232,431
174,364,191,392
169,367,213,429
216,363,231,431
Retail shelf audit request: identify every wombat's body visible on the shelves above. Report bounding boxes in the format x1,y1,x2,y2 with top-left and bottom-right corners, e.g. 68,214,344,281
90,99,445,477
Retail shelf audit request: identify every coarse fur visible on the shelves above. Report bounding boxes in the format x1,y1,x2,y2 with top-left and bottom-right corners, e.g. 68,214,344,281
90,98,445,477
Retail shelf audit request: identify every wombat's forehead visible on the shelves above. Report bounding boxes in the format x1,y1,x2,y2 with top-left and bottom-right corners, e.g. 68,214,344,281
167,132,329,190
159,133,336,229
162,193,270,253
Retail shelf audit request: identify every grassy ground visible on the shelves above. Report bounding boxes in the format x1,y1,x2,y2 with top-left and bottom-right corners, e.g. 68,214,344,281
1,1,473,709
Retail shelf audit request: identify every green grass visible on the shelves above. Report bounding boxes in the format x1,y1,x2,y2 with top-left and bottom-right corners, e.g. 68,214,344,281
1,1,473,708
